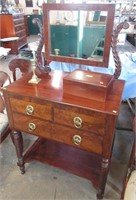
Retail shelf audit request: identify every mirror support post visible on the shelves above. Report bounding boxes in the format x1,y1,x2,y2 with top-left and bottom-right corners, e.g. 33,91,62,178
112,21,129,79
32,18,51,74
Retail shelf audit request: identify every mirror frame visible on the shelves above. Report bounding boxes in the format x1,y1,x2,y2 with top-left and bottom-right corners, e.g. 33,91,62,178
43,3,115,68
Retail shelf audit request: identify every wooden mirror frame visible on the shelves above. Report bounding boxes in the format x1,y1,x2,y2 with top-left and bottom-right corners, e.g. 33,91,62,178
42,3,115,68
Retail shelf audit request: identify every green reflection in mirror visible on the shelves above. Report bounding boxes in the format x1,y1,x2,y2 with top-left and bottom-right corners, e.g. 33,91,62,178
49,10,107,62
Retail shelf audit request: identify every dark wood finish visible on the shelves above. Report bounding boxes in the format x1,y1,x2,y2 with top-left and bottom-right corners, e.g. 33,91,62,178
0,71,11,143
12,130,25,174
0,95,11,143
8,58,32,81
0,94,5,112
0,14,27,54
24,15,29,36
121,116,136,199
63,69,114,101
43,3,115,68
0,71,11,87
3,70,125,199
112,21,129,79
32,18,51,73
24,138,102,188
8,58,42,81
35,5,129,77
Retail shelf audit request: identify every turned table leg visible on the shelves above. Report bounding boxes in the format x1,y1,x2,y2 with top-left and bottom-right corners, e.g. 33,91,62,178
97,158,109,200
12,130,25,174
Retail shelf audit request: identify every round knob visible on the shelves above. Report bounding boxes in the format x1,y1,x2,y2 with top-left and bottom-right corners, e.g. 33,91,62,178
73,117,82,128
28,123,36,132
73,135,82,145
26,105,34,115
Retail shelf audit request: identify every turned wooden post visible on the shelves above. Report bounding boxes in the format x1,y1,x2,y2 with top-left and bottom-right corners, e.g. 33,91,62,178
12,130,25,174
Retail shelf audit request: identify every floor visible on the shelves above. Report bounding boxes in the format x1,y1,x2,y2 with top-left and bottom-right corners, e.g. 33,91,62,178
0,36,135,200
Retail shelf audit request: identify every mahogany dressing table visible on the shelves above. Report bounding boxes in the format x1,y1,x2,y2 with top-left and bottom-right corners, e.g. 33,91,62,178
3,3,128,200
3,69,124,199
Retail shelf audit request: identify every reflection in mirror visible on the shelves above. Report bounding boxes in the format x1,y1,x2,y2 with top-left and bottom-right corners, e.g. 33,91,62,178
49,10,107,61
43,4,115,68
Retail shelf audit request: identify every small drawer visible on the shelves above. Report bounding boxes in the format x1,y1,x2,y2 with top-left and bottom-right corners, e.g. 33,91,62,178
16,30,26,37
15,24,25,32
14,19,24,25
13,15,24,20
54,107,106,135
12,113,53,139
52,123,103,154
10,98,52,121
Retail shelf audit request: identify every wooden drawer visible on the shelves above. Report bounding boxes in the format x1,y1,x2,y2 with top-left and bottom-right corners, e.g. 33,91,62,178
10,98,52,121
12,113,102,154
54,107,106,135
12,113,53,138
13,15,24,20
15,24,25,32
14,18,25,25
16,30,26,37
52,123,103,154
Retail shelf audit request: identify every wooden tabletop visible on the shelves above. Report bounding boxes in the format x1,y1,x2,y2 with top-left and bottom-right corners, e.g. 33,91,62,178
4,70,125,116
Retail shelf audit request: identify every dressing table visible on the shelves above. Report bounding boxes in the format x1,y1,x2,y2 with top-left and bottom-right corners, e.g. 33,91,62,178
3,3,127,199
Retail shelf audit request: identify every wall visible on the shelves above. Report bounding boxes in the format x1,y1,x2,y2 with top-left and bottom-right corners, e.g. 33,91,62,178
17,0,60,15
10,0,111,15
20,0,42,15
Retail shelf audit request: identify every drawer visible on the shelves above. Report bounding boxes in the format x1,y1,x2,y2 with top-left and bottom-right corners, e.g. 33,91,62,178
54,107,106,135
15,24,25,32
12,113,102,155
10,98,52,121
52,123,103,154
14,19,25,25
12,113,53,138
16,30,26,37
13,15,24,20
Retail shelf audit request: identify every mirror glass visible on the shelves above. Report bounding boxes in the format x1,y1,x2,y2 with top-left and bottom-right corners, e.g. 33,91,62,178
43,4,115,68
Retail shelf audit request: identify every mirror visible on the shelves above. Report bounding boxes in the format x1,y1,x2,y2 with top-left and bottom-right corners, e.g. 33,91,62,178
43,3,115,68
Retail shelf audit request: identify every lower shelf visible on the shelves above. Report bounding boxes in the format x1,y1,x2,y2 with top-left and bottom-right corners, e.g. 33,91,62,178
24,137,102,188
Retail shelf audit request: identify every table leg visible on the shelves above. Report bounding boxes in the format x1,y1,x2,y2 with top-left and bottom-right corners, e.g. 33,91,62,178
97,158,109,199
12,130,25,174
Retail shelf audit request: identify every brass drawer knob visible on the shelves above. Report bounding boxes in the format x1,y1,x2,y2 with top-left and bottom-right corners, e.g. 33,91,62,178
26,105,34,115
28,123,36,132
73,135,82,145
73,117,82,128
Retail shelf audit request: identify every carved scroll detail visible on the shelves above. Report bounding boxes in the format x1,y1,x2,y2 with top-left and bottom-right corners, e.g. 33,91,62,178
32,18,51,73
111,21,129,79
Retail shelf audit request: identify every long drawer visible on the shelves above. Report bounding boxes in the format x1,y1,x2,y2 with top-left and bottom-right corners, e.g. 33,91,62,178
12,113,103,155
